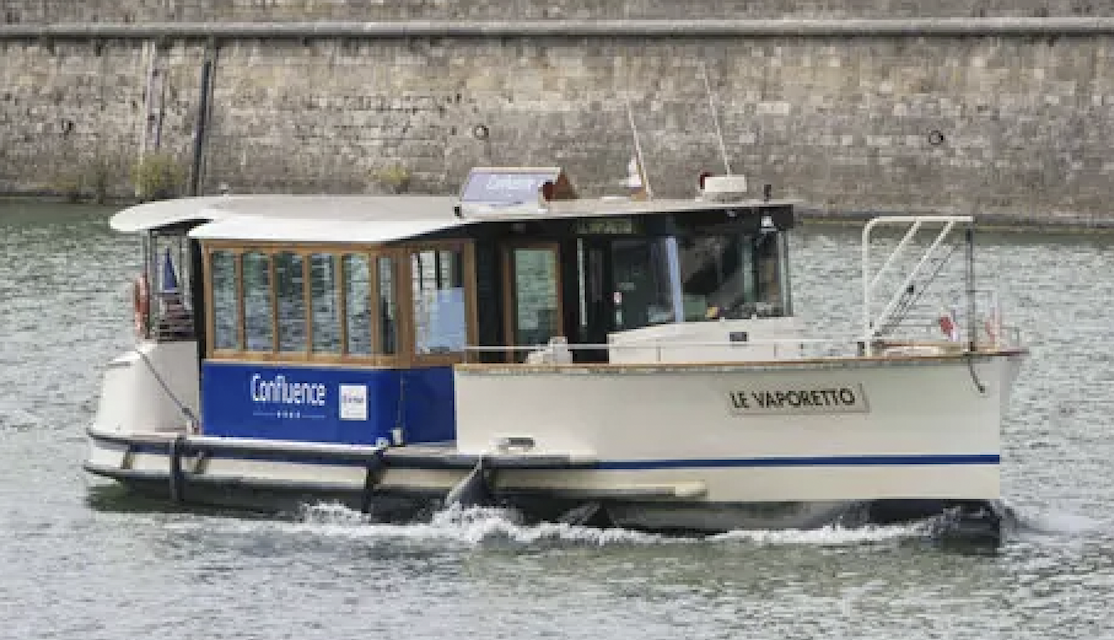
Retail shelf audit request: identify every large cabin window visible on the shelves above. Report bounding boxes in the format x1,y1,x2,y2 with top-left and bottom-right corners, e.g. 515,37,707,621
207,246,406,362
342,253,372,355
310,253,341,354
204,243,473,365
210,249,240,350
597,230,788,336
378,256,398,355
411,248,466,355
274,251,307,353
242,251,273,351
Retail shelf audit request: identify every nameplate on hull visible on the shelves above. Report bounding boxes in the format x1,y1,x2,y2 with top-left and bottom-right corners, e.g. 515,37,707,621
725,384,869,415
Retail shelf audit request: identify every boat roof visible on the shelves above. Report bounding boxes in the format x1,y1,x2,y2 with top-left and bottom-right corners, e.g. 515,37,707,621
110,193,794,244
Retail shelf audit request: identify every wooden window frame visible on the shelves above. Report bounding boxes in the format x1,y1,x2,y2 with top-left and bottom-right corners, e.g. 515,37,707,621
201,240,477,369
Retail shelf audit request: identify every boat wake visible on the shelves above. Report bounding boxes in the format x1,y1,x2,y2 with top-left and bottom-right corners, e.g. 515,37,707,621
1005,504,1107,540
285,502,928,548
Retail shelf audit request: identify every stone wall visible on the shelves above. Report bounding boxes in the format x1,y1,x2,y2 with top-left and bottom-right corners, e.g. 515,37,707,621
2,11,1114,218
3,0,1111,22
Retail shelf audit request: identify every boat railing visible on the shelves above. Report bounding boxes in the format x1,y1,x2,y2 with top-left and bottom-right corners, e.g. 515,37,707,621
460,329,1020,365
860,215,1021,357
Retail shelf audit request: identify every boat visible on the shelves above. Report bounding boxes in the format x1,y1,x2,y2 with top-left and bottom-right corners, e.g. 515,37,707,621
84,166,1027,542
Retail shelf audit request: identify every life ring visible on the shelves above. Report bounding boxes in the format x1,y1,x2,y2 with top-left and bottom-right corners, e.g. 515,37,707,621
132,273,151,336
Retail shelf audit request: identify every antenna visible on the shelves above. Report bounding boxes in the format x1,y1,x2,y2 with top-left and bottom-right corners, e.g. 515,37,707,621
624,94,654,200
699,62,732,175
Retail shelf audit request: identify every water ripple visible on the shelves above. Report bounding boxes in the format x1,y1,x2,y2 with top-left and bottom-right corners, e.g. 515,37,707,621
3,204,1114,639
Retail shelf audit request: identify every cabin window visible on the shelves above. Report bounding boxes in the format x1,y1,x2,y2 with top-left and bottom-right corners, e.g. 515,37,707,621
678,233,784,320
610,238,677,330
378,256,397,355
411,248,466,355
341,253,372,356
205,243,470,364
274,251,307,352
210,249,240,350
310,253,341,354
242,251,274,351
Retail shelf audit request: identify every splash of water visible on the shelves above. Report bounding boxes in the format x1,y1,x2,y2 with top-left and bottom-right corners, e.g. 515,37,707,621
289,502,929,548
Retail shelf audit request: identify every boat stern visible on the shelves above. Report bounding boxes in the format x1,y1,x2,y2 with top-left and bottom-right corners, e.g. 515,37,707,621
91,340,200,436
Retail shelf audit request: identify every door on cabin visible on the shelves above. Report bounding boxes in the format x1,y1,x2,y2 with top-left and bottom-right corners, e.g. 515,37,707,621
503,244,563,362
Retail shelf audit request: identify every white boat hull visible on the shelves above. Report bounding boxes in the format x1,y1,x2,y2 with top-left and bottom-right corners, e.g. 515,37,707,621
453,351,1024,505
85,348,1022,538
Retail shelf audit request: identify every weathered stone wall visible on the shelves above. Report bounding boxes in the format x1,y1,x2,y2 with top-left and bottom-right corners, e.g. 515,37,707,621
3,0,1111,22
2,10,1114,218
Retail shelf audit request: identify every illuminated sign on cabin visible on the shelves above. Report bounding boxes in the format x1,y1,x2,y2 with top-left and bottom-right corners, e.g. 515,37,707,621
459,167,577,205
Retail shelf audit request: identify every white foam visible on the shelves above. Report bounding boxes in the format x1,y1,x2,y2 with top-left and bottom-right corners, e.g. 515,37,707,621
293,503,678,546
1008,506,1104,538
709,522,923,546
289,503,926,548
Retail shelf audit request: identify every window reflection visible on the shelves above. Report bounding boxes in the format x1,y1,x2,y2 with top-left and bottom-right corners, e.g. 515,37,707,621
412,248,465,354
605,233,786,334
275,251,306,352
242,251,273,351
211,250,239,350
610,239,675,330
310,253,340,354
678,233,782,320
208,245,464,360
342,254,371,356
378,256,397,355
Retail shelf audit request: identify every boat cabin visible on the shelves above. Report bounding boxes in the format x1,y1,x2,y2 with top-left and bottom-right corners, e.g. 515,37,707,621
118,168,794,447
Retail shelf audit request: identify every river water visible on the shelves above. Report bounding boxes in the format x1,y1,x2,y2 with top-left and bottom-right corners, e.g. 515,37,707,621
1,200,1112,639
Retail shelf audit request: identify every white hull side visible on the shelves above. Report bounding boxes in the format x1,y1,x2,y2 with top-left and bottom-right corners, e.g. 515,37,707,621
454,352,1025,503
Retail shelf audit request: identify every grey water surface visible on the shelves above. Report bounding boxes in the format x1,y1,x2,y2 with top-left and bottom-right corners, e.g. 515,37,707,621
1,200,1112,640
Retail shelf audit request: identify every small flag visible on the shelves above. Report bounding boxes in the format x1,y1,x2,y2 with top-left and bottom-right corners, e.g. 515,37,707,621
161,248,179,294
938,307,960,342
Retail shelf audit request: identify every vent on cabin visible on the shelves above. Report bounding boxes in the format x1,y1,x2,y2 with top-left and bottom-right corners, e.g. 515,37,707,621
698,174,749,203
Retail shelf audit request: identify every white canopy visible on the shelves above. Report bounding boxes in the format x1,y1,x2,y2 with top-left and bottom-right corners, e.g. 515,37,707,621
109,194,470,243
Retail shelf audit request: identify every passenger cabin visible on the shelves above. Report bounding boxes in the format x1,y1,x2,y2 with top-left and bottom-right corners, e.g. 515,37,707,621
119,168,794,448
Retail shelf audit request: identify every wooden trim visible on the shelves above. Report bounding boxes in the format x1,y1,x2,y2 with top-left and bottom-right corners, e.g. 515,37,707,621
206,352,410,369
202,245,215,353
500,247,515,363
396,248,415,368
203,239,397,253
464,241,479,349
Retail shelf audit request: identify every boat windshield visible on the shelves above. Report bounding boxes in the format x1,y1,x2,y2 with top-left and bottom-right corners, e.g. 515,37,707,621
608,231,785,331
